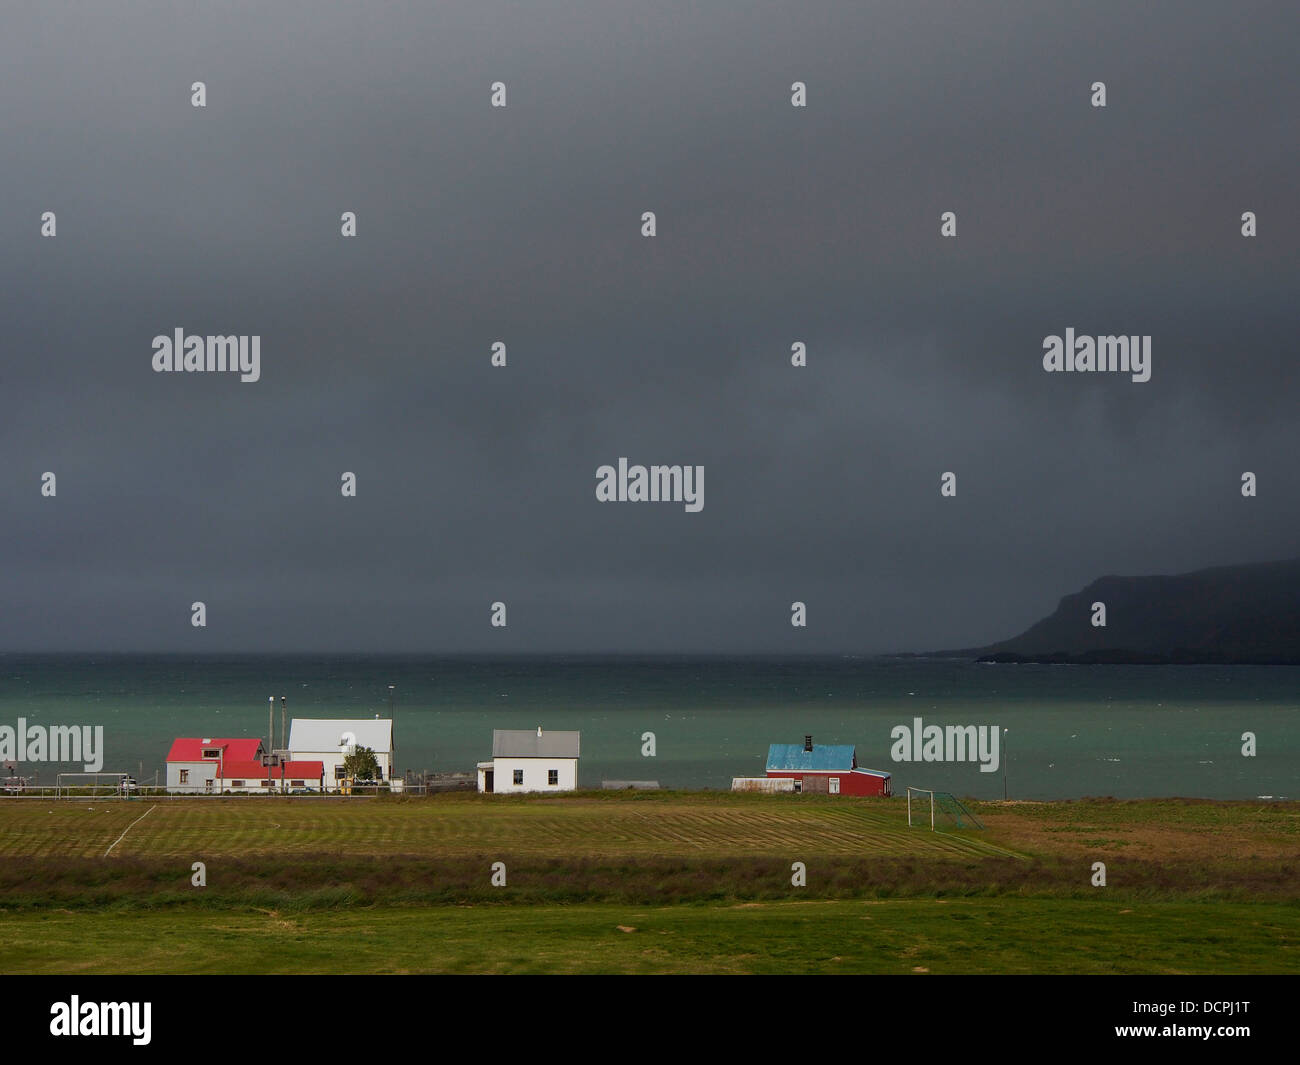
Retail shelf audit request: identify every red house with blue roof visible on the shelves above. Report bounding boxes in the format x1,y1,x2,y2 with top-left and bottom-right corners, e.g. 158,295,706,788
765,735,892,796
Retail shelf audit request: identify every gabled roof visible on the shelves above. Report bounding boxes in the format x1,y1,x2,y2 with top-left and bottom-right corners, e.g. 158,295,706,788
166,737,263,762
493,729,580,759
288,718,393,754
766,743,856,773
220,760,324,780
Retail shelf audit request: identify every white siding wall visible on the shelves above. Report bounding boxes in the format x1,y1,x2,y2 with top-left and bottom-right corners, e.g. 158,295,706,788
222,777,278,794
220,777,323,793
166,760,221,792
731,777,795,793
490,757,577,794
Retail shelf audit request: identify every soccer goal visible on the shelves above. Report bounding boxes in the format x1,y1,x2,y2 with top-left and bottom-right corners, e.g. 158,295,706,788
906,786,984,830
906,786,936,829
55,772,133,799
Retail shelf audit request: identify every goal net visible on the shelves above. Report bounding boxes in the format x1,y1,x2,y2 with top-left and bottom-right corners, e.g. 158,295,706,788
906,786,984,830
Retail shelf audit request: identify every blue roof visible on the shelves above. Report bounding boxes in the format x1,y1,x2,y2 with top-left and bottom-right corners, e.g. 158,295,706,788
766,743,855,772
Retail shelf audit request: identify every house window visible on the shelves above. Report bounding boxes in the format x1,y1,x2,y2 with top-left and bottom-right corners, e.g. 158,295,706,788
203,749,221,759
204,779,213,792
261,779,273,788
829,777,840,794
513,769,524,785
291,780,305,788
548,769,558,785
179,769,189,784
334,766,346,780
231,780,245,787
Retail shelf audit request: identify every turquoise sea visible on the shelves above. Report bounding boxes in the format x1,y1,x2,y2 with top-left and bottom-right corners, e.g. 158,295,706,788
0,655,1295,799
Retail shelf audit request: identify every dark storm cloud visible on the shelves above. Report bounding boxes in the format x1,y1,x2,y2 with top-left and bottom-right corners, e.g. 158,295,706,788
2,1,1297,652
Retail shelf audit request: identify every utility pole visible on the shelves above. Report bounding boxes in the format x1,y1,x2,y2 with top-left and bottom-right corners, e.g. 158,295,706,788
281,696,287,755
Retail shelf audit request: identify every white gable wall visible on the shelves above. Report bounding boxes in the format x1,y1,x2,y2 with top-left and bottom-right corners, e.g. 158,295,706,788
489,756,576,794
288,719,393,754
166,760,221,792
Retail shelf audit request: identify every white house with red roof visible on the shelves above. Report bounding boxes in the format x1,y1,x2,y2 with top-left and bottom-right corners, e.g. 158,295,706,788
165,737,264,793
165,737,325,793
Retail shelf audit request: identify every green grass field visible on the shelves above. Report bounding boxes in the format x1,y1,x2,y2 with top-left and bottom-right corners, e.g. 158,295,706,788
1,792,1297,973
8,899,1296,975
0,791,1012,861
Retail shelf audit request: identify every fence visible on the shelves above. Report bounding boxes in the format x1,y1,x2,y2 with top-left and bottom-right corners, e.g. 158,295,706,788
1,783,402,800
0,767,485,799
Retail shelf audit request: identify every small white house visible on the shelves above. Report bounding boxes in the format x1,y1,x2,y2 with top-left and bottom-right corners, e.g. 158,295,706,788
478,727,579,794
288,717,394,789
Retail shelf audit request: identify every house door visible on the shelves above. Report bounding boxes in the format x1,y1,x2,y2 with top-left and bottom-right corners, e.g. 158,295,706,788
485,769,494,794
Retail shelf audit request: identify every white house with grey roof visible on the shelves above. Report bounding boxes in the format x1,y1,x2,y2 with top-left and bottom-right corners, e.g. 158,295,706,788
288,717,394,788
477,727,580,794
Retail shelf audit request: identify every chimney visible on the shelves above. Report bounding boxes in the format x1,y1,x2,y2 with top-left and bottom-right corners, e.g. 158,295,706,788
537,725,543,738
804,734,813,752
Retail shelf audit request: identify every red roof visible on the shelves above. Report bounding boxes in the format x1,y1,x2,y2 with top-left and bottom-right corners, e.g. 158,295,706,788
220,760,324,780
165,737,264,762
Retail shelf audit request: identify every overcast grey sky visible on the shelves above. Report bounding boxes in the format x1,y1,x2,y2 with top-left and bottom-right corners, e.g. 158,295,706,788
2,1,1296,653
